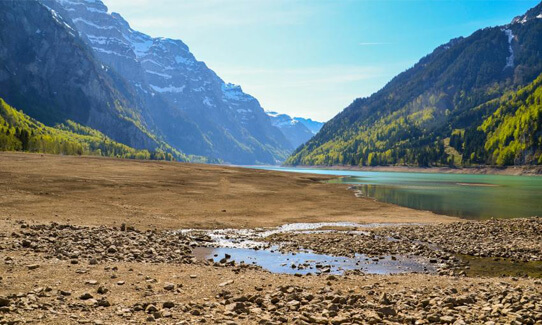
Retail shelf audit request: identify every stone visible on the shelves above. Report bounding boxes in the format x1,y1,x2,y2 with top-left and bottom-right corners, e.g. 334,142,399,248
97,299,111,307
97,286,108,294
163,283,175,291
219,280,234,287
145,304,158,314
163,301,175,309
0,297,10,307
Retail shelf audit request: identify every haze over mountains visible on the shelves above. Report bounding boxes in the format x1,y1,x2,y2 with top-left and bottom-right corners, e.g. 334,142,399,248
266,111,323,149
287,2,542,167
0,0,323,165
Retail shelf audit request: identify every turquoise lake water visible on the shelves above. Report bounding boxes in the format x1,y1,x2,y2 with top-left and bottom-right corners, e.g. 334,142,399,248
253,167,542,220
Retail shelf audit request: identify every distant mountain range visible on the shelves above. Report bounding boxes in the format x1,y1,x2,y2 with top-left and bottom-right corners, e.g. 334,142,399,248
266,111,323,149
287,2,542,167
0,0,317,164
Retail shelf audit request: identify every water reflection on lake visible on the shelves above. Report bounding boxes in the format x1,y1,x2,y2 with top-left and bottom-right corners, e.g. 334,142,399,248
251,167,542,219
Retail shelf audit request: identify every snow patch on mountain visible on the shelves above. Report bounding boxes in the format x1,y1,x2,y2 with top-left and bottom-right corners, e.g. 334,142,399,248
222,83,253,102
72,17,115,30
503,29,515,69
149,84,185,93
511,3,542,24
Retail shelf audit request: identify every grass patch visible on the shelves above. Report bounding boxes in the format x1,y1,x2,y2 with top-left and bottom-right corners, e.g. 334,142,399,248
459,254,542,278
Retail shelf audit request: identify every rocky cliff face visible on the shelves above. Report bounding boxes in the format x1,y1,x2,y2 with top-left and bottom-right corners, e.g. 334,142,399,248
0,0,163,151
51,0,292,164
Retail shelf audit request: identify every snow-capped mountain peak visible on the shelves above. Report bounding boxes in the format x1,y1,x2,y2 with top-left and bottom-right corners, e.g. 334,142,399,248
52,0,293,164
511,2,542,24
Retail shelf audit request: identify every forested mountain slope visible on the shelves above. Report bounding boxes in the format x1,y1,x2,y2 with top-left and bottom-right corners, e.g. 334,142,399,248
0,97,172,160
287,3,542,167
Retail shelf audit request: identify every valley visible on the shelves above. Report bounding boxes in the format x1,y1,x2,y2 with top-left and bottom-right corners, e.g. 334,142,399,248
1,0,542,324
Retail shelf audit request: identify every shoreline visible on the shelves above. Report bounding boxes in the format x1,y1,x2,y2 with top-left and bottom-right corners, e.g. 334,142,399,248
282,164,542,176
0,152,458,231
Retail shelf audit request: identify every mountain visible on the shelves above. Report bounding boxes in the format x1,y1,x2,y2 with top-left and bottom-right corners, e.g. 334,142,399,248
266,111,315,148
48,0,292,164
0,0,181,158
0,97,167,160
293,117,324,135
287,2,542,167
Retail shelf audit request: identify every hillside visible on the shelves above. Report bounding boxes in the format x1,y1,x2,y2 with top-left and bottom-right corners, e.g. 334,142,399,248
286,3,542,167
0,97,177,160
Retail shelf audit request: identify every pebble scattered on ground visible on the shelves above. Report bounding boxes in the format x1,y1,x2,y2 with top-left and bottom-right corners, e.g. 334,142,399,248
1,218,541,324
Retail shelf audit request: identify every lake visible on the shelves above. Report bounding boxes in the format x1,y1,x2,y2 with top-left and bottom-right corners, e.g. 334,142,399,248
252,167,542,220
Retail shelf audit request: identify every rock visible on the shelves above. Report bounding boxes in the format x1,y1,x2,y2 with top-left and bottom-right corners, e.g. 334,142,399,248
379,293,391,305
0,297,10,307
219,280,234,287
27,264,40,270
79,292,93,300
145,304,158,314
225,302,247,314
85,280,99,285
163,283,175,291
97,299,111,307
97,286,108,294
440,316,455,323
162,301,175,309
189,275,197,279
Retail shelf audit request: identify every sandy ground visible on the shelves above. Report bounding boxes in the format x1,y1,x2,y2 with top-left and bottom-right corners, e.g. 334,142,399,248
0,152,456,230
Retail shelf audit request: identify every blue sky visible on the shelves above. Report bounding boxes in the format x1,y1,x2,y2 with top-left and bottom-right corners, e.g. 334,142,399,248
105,0,540,121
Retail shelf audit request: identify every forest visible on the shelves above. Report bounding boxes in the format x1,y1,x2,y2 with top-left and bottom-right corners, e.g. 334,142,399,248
0,97,180,161
287,73,542,167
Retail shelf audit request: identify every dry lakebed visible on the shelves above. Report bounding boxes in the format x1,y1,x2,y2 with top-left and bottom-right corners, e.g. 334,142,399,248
0,153,541,324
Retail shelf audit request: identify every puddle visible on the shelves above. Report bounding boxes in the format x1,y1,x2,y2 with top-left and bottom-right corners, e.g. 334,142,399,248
183,222,435,275
180,222,420,249
193,246,435,275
